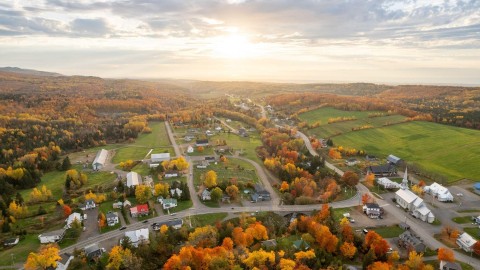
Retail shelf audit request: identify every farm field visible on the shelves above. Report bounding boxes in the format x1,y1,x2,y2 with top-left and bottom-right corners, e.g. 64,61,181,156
112,121,173,163
332,121,480,182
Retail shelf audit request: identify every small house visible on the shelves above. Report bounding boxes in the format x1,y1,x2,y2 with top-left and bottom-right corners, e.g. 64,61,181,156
345,158,359,166
398,231,426,253
124,228,149,247
157,196,164,204
3,237,19,247
261,239,277,250
187,145,194,153
377,177,401,189
123,200,132,208
106,212,119,226
456,232,476,252
84,243,103,260
56,253,74,270
126,171,142,187
112,201,123,209
363,203,381,218
387,154,402,165
440,261,462,270
162,198,178,209
367,164,397,177
39,228,67,244
221,194,231,203
238,128,249,137
205,130,215,136
424,182,454,202
165,171,179,178
152,219,183,230
151,153,171,163
170,188,182,197
65,213,83,228
201,189,211,201
92,149,108,170
130,204,149,218
292,239,310,250
80,199,96,210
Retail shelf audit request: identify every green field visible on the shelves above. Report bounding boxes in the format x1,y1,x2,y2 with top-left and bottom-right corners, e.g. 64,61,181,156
193,158,259,189
112,122,173,163
0,234,40,266
372,225,405,238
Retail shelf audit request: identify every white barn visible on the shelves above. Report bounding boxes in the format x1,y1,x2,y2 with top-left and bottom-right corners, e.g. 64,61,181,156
65,213,83,228
126,172,142,187
424,182,453,202
377,177,401,189
92,149,108,170
151,153,170,163
38,228,67,244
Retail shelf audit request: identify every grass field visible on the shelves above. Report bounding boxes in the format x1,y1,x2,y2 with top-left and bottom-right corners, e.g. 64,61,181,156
452,216,475,224
193,158,259,189
371,225,405,238
190,213,228,227
112,122,173,163
464,227,480,240
0,234,40,266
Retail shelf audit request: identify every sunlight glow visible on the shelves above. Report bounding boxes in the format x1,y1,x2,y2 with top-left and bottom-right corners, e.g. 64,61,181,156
211,34,257,59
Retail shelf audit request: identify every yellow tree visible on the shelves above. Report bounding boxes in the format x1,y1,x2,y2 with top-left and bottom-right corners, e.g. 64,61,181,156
405,251,425,269
204,170,217,188
106,245,134,270
294,249,316,262
135,185,152,204
98,213,106,230
24,244,61,270
245,222,268,241
280,181,290,192
242,250,275,269
340,241,357,259
225,185,239,200
188,225,218,248
154,182,170,197
365,173,375,186
279,258,296,270
160,224,169,234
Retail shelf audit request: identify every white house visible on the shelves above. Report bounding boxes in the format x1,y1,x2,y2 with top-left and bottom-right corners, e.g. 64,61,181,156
3,237,19,247
65,213,83,228
106,212,119,226
456,232,477,252
113,201,123,209
164,171,179,178
424,182,454,202
170,188,182,197
363,203,382,218
124,228,150,247
80,199,96,210
187,145,194,153
162,198,177,209
151,153,170,163
377,177,401,189
55,253,74,270
92,149,108,170
126,171,142,187
345,158,359,166
201,189,211,201
39,228,67,244
123,200,132,208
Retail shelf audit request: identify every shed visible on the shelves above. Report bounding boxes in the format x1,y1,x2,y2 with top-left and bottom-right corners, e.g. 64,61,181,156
387,154,402,165
151,153,170,163
92,149,108,170
126,171,142,187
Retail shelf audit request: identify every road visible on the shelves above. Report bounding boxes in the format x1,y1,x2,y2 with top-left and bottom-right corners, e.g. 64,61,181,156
295,129,480,266
213,116,238,133
165,121,181,157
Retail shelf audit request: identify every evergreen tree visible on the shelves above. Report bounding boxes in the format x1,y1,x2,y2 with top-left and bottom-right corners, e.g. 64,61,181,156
15,192,24,205
2,219,10,233
65,176,72,190
61,156,72,171
362,248,377,269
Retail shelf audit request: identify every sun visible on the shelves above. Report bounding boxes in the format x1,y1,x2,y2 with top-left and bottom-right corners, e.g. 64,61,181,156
211,34,256,59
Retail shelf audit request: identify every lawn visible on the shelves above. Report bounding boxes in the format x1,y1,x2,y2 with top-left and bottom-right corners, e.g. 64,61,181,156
165,200,193,214
332,207,353,221
452,216,475,224
193,158,260,189
371,225,405,238
190,213,228,227
0,234,40,267
464,227,480,240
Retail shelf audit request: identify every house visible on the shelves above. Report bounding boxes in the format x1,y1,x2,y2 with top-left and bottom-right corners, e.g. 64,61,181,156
399,222,410,230
292,239,310,250
221,194,231,203
170,188,182,197
238,128,249,137
123,200,132,208
39,228,67,244
345,158,359,166
195,139,210,147
149,163,160,168
157,196,164,204
124,228,150,247
187,145,194,153
424,182,454,202
215,126,222,131
363,203,382,218
456,232,476,252
126,171,142,187
151,153,170,163
367,164,397,176
84,243,103,260
3,237,19,246
365,155,377,161
201,189,211,201
440,261,462,270
152,219,183,230
251,184,271,202
143,177,154,188
92,149,108,170
106,212,119,226
130,204,149,218
164,171,179,178
205,156,216,162
398,231,426,253
112,201,123,209
196,160,210,169
205,130,215,136
65,213,83,228
377,177,401,189
261,239,277,249
162,198,178,209
55,253,74,270
80,199,96,210
387,154,402,165
215,145,231,153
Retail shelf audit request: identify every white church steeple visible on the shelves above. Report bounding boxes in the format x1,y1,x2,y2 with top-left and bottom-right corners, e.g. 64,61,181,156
401,167,409,190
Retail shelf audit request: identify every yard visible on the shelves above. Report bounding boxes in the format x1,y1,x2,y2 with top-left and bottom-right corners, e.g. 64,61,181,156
193,158,260,189
189,213,228,227
452,216,475,224
371,225,405,238
0,234,40,267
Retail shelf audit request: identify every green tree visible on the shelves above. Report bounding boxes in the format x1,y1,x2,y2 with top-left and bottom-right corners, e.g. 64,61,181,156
210,187,223,202
61,156,72,171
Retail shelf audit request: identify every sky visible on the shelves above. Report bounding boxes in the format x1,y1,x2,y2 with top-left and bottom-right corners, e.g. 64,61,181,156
0,0,479,85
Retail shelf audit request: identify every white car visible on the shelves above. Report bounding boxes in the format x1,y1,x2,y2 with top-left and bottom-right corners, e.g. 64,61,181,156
457,193,464,197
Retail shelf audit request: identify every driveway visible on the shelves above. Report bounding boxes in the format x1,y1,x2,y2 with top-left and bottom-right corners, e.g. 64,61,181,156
78,207,100,242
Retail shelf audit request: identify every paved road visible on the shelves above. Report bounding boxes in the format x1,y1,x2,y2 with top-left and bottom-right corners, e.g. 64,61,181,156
165,121,181,157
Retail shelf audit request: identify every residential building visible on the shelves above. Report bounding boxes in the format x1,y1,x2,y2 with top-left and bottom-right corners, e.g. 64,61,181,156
201,189,211,201
195,139,209,147
345,158,359,166
363,203,381,218
157,196,164,204
165,171,179,178
398,231,426,253
261,239,277,250
80,199,96,210
130,204,149,218
39,228,67,244
187,145,194,153
170,188,182,197
126,171,142,187
377,177,401,189
205,130,215,136
251,184,271,202
55,253,74,270
124,228,150,247
292,239,310,250
106,212,119,226
123,200,132,208
387,154,402,165
238,128,249,137
440,261,462,270
151,153,170,163
84,244,103,260
3,237,19,246
65,213,82,228
152,219,183,230
162,198,178,209
424,182,454,202
367,164,397,176
92,149,108,170
456,232,476,252
112,201,123,209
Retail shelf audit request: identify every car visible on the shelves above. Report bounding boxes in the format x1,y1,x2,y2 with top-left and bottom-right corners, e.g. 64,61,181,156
362,229,369,234
348,218,355,223
142,220,149,223
378,216,383,219
119,226,127,230
170,213,176,216
231,207,235,210
457,193,464,197
396,204,400,208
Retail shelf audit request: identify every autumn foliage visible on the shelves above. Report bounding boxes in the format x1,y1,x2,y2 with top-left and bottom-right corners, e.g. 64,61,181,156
437,247,455,262
24,244,61,270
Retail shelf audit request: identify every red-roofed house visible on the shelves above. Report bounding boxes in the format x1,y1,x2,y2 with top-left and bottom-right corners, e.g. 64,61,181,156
130,204,149,218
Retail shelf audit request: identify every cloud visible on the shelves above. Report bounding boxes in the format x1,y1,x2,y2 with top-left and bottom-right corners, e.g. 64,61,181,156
70,18,109,37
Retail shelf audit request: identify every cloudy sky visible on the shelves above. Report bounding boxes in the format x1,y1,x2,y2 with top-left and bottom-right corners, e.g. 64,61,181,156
1,0,479,84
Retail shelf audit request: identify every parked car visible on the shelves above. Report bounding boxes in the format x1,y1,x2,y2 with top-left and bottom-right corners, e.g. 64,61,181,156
142,220,149,223
362,229,369,234
119,226,127,230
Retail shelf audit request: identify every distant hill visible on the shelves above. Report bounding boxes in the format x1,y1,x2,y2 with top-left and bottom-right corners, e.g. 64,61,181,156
0,67,62,77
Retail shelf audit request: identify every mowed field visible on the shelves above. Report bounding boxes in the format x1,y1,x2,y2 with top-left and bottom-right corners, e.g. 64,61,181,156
299,107,407,138
112,121,174,163
333,121,480,182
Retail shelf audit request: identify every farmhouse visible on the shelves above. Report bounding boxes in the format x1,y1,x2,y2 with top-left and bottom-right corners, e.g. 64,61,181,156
92,149,108,170
201,189,211,201
124,228,149,247
126,171,142,187
151,153,170,163
377,177,401,189
56,253,74,270
130,204,149,218
363,203,381,218
424,182,453,202
456,232,476,252
38,228,67,244
79,199,96,210
367,164,397,177
106,212,119,226
398,231,426,253
65,213,83,228
195,139,209,147
387,154,402,165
